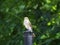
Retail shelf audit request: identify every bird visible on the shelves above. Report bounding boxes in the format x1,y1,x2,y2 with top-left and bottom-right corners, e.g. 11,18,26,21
23,17,35,37
23,17,32,32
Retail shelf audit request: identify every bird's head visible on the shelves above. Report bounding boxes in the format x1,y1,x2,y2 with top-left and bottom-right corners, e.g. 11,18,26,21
24,17,29,20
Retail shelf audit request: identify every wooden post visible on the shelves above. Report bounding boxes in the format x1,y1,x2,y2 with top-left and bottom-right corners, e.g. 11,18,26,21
24,30,33,45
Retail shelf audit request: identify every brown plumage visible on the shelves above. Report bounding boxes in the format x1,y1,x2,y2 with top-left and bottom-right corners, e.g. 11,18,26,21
23,17,35,37
23,17,32,32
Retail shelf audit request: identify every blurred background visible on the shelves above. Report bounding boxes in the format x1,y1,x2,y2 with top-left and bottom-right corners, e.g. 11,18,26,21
0,0,60,45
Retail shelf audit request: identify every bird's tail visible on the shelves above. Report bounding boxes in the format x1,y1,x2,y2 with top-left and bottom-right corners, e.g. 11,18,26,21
28,27,33,32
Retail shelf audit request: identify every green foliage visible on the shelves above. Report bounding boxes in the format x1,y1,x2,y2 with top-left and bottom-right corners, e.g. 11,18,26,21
0,0,60,45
